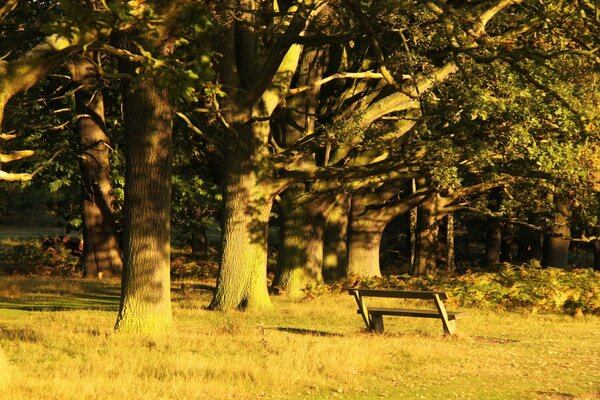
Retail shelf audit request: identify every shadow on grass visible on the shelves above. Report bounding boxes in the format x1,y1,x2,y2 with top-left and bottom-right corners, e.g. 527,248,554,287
273,327,344,337
0,295,121,312
0,326,40,342
0,279,216,312
0,280,122,312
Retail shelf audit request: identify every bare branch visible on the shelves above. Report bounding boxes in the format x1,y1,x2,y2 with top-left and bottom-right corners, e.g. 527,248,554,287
0,0,19,23
0,150,34,163
288,71,388,96
0,170,32,181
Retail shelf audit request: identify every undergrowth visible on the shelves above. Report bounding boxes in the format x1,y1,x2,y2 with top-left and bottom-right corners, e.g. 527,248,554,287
326,264,600,316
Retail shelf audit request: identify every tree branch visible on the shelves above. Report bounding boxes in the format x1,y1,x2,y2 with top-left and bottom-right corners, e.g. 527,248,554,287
0,150,34,163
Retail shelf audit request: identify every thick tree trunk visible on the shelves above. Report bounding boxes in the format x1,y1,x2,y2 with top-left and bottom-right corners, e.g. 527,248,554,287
542,204,571,268
210,147,273,310
272,187,324,297
68,55,123,279
347,196,387,277
323,194,349,281
114,76,173,333
413,193,442,276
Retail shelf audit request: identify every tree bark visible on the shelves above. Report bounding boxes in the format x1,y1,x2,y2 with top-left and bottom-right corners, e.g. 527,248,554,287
485,188,502,269
446,214,455,273
209,135,273,310
542,206,571,268
114,75,173,333
191,226,208,259
272,187,324,297
347,195,388,277
409,178,417,266
413,193,442,276
500,224,515,262
593,240,600,271
323,194,349,281
486,219,502,269
68,54,123,279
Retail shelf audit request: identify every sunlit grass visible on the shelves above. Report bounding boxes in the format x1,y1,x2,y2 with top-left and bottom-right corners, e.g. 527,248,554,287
0,276,599,399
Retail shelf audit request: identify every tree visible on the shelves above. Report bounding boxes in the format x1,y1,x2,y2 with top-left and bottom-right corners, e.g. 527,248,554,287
113,0,212,332
67,54,123,278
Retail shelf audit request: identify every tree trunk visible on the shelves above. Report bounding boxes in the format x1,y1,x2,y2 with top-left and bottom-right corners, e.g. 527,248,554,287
209,145,273,310
593,240,600,271
272,187,324,297
413,193,442,276
409,178,417,266
347,196,387,277
446,213,455,273
323,194,349,281
114,75,173,333
486,218,502,269
68,55,123,279
191,226,208,259
485,187,502,269
500,224,515,263
542,204,571,268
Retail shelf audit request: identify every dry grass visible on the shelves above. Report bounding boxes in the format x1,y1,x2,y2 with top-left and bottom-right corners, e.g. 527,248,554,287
0,276,599,399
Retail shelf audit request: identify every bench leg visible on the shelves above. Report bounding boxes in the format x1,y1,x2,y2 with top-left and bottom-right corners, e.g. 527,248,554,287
443,319,456,335
370,315,384,333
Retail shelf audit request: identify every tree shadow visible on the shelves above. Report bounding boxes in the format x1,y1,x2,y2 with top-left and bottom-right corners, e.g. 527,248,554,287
0,280,121,312
272,326,344,337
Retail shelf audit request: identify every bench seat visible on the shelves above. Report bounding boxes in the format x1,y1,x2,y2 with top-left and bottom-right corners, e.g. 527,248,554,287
364,308,464,319
348,288,465,335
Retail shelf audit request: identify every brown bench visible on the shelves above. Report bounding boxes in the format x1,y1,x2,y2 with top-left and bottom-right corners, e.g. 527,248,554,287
348,288,465,335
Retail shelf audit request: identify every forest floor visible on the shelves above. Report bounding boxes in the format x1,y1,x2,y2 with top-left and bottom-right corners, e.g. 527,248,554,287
0,276,599,400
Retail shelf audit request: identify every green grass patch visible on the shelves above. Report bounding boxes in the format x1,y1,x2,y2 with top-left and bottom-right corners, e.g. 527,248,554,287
1,277,599,399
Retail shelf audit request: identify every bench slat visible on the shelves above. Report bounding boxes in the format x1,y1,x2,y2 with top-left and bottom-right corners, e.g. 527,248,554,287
360,307,463,319
347,288,448,301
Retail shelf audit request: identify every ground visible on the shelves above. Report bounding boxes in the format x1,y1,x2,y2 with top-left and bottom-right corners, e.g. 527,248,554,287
0,276,599,400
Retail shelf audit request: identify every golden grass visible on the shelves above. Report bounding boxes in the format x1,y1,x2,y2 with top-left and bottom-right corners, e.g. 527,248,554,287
0,277,599,399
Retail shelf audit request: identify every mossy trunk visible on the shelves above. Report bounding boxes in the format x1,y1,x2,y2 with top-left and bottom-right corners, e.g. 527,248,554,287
210,143,273,310
114,75,173,333
323,194,349,281
69,55,123,279
272,188,324,297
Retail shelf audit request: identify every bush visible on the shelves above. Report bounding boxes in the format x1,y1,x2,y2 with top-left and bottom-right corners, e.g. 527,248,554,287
0,236,81,276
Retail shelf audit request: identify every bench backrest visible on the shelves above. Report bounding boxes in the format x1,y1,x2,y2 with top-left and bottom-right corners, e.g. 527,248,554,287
348,288,448,301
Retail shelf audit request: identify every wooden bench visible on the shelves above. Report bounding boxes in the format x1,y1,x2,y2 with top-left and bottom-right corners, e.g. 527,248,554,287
348,288,465,335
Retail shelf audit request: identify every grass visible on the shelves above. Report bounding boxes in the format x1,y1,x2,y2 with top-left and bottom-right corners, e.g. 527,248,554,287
0,277,599,399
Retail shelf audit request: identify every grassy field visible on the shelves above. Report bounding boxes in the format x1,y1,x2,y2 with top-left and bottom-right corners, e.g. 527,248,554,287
0,276,599,399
